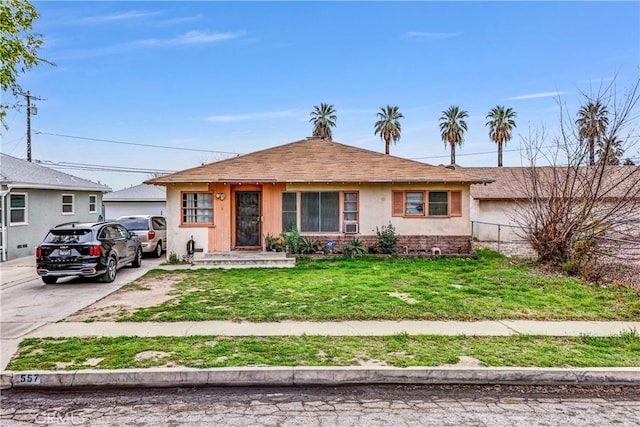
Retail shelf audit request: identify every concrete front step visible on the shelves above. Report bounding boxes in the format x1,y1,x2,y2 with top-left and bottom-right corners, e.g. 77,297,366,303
191,251,295,269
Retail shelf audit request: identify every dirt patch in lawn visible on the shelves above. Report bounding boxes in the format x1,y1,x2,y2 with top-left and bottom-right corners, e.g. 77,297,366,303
64,273,189,322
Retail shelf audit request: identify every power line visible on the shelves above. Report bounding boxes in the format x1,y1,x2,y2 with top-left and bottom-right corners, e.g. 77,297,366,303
34,159,176,175
411,144,562,160
33,131,242,156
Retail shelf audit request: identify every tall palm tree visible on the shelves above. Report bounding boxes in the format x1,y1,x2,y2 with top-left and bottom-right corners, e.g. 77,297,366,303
576,100,609,166
439,105,468,165
486,106,517,167
309,103,337,140
374,105,404,155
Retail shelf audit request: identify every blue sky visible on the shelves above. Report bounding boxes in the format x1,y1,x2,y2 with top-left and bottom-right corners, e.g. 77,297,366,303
1,1,639,190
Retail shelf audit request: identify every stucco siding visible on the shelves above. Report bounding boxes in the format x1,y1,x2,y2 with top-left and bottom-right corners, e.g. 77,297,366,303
164,182,472,257
471,199,528,241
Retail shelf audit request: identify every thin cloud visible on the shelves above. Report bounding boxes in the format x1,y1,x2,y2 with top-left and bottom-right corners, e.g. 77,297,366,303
134,31,244,47
506,91,569,100
206,110,299,123
76,11,160,24
404,32,461,40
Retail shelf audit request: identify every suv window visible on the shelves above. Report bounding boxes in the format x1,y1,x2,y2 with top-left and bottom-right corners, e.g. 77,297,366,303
152,217,166,230
118,219,149,231
44,229,93,244
115,224,129,238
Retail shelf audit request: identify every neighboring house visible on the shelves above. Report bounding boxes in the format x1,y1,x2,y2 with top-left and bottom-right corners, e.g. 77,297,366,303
146,137,489,257
464,166,640,242
464,167,530,242
103,183,167,219
0,153,110,261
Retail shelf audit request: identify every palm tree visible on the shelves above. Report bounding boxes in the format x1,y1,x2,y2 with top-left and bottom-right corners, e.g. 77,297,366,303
486,106,517,167
309,103,337,140
576,100,609,166
596,135,624,165
374,105,404,155
439,105,468,165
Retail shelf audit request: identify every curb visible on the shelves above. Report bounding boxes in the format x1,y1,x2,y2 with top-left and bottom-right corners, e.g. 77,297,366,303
3,367,639,390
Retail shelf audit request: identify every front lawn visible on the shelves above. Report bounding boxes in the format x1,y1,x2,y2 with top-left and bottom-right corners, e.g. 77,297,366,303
8,332,640,370
119,249,639,322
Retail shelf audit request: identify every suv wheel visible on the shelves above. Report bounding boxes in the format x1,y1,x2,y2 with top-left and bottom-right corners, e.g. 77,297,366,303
132,247,142,268
154,240,163,258
42,277,57,285
101,256,117,283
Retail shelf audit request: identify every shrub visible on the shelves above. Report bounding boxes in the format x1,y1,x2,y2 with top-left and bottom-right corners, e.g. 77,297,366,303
343,238,366,258
376,223,399,255
264,233,285,252
299,237,319,254
281,226,302,254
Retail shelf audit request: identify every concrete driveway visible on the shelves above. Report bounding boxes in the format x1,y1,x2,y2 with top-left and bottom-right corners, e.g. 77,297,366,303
0,255,164,370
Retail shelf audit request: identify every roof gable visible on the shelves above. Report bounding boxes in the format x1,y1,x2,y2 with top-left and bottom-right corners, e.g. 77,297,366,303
147,138,487,185
0,153,111,192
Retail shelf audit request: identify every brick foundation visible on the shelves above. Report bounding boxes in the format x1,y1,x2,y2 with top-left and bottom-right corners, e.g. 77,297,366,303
306,234,473,255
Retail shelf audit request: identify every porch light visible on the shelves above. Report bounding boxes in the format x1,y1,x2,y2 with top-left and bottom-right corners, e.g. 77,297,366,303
215,193,226,201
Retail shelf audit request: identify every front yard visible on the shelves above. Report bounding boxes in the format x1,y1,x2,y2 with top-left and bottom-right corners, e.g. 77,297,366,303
8,249,639,371
71,249,639,322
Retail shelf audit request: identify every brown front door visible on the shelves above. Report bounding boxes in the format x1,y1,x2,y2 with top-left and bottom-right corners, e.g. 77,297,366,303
235,191,261,247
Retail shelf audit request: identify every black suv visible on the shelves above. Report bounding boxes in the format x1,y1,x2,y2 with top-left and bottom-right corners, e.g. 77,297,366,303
36,221,143,284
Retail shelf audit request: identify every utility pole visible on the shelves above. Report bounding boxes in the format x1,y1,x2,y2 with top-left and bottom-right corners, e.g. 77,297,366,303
19,91,43,162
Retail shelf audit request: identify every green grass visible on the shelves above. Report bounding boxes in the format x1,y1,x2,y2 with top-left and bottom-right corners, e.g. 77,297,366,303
8,331,640,371
120,249,639,322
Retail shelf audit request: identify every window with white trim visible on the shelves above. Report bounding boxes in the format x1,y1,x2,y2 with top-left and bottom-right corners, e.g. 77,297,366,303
62,194,75,215
9,193,27,225
182,192,213,224
88,195,97,213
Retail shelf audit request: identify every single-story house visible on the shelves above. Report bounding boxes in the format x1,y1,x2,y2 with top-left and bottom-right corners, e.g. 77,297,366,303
103,183,166,219
146,137,490,257
0,153,111,261
464,166,640,242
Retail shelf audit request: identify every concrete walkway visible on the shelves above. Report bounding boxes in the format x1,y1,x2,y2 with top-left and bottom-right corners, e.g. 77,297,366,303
25,319,640,338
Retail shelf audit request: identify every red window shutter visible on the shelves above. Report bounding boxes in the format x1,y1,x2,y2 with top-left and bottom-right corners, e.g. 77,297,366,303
450,191,462,217
392,191,404,216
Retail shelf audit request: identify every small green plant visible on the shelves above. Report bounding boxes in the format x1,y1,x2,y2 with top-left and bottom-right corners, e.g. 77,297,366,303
166,251,188,265
299,237,318,254
343,238,366,258
264,233,285,252
376,223,399,255
281,226,302,254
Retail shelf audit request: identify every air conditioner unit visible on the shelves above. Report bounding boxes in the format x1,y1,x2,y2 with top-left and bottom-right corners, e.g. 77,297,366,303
344,223,358,233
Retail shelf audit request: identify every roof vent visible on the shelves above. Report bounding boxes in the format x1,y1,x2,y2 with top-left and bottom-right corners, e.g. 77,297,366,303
445,164,455,170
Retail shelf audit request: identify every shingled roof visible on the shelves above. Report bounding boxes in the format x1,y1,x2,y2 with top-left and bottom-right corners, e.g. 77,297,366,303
0,153,111,192
104,183,166,201
464,166,640,200
146,138,488,185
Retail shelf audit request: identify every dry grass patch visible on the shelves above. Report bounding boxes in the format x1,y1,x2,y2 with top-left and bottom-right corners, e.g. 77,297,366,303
65,273,189,321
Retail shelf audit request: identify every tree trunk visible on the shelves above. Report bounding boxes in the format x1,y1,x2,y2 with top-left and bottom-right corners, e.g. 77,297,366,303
450,143,456,165
498,141,503,167
589,138,595,166
385,137,390,155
